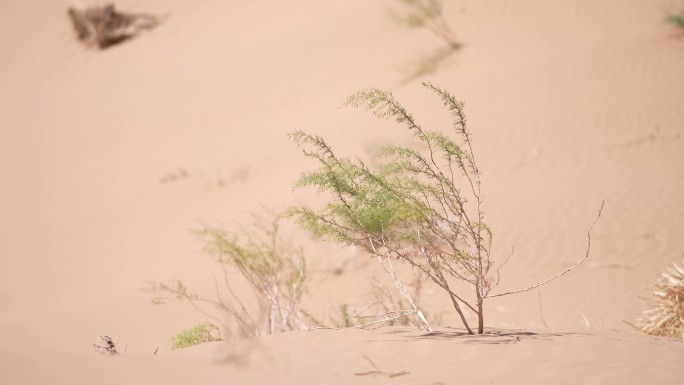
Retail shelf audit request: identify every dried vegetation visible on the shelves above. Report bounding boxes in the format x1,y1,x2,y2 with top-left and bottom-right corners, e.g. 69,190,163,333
633,261,684,339
68,4,160,49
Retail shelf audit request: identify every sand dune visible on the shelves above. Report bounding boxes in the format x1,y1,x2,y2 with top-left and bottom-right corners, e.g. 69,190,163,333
0,0,682,383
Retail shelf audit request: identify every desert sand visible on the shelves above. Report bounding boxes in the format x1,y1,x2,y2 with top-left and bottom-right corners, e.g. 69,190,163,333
0,0,682,383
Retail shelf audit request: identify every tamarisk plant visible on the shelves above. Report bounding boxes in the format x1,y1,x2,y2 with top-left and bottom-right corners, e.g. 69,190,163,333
288,83,603,334
146,213,312,337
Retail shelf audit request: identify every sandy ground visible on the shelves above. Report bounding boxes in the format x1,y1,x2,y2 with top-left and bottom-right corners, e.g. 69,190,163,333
1,0,682,383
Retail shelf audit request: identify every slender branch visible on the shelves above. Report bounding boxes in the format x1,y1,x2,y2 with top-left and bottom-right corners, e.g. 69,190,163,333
168,289,232,337
310,311,418,331
380,237,477,315
369,236,433,332
348,311,417,329
494,246,515,288
211,276,252,335
486,200,605,299
219,263,259,334
355,310,414,319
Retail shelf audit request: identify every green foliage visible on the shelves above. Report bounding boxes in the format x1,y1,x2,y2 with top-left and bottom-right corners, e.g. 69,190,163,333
146,280,197,305
170,322,221,350
289,83,484,248
666,10,684,29
200,214,308,301
393,0,444,29
391,0,460,79
289,83,492,334
146,212,313,337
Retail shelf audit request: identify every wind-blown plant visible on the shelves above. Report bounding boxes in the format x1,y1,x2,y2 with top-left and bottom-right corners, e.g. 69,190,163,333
288,83,603,334
146,213,313,337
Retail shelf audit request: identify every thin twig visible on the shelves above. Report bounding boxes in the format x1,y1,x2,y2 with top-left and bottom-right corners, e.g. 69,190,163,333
182,294,232,336
349,312,418,329
486,200,605,298
494,246,515,286
355,310,414,319
370,237,433,332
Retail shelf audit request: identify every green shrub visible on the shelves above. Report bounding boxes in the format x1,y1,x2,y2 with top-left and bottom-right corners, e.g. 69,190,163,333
170,322,221,350
147,212,315,338
289,83,602,334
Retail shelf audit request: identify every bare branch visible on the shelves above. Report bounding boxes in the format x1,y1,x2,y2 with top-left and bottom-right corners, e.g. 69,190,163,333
368,236,432,332
486,200,605,299
348,311,417,330
494,246,515,287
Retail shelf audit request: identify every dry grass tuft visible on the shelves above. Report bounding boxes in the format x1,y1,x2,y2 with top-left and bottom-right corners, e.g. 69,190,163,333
67,4,160,49
634,261,684,339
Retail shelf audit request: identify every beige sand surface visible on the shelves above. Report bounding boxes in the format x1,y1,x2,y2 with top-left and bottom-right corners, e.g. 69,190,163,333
1,0,682,383
5,327,683,384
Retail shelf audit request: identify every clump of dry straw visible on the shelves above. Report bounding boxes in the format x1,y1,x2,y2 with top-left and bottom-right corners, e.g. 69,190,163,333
634,261,684,339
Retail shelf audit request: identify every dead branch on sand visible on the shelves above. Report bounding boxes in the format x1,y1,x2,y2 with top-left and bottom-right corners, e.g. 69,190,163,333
92,334,125,355
68,4,160,49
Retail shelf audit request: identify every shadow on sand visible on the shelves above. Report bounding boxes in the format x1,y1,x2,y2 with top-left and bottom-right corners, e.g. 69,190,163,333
376,327,593,345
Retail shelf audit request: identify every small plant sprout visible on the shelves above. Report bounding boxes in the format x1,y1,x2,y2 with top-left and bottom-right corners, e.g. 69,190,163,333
170,322,222,350
289,83,603,334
